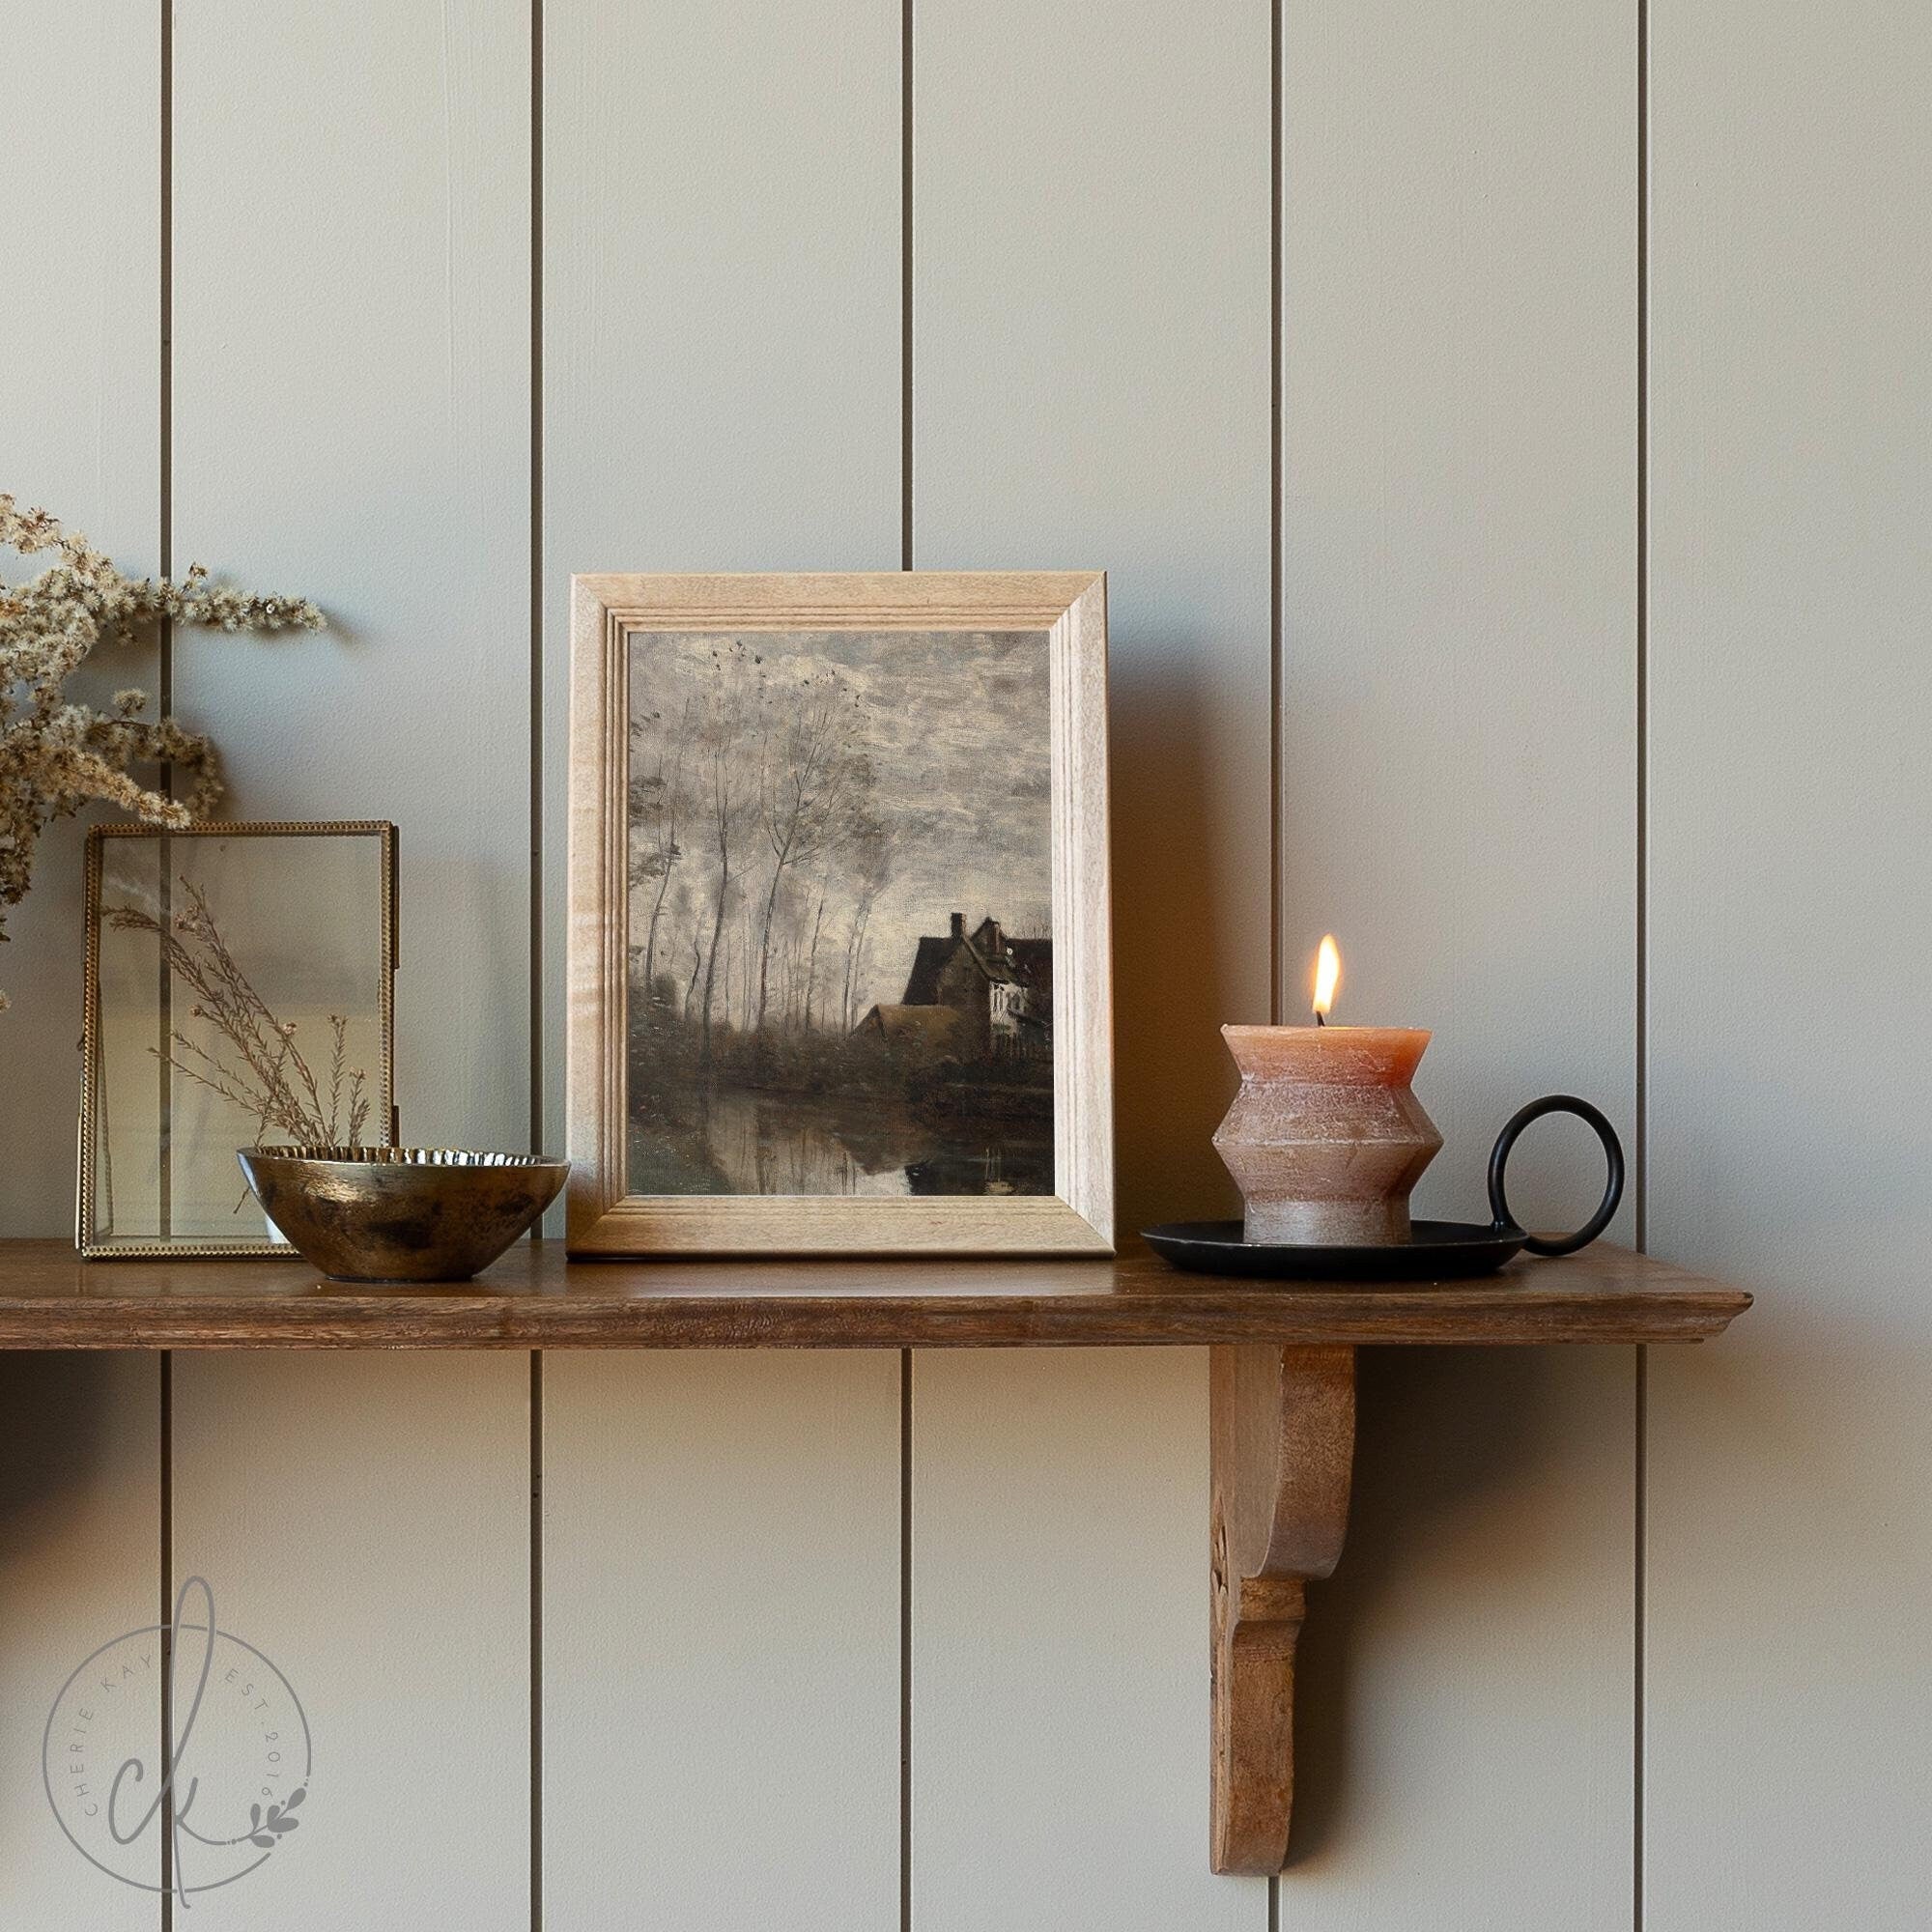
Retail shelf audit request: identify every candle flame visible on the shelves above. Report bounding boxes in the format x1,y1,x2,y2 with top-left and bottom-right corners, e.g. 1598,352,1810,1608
1313,934,1341,1020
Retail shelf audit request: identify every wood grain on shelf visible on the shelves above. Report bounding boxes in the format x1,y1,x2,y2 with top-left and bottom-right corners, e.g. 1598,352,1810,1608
0,1239,1748,1350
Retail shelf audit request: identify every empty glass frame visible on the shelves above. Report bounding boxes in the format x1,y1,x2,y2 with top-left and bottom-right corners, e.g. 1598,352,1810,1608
79,822,396,1256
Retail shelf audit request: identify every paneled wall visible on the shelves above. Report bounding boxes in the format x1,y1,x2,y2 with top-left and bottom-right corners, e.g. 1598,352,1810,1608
1644,1,1932,1924
1,1,1921,1925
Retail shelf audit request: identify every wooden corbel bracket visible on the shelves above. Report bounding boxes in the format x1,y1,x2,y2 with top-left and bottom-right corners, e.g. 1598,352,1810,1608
1210,1342,1355,1874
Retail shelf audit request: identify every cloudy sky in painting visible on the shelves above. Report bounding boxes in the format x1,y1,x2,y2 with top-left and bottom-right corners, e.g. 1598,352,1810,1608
628,628,1051,1017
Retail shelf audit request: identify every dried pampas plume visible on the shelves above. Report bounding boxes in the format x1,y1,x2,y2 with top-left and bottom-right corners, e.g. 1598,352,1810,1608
0,494,324,1009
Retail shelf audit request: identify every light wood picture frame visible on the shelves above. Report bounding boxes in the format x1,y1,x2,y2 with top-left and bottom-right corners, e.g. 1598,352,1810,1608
567,572,1114,1255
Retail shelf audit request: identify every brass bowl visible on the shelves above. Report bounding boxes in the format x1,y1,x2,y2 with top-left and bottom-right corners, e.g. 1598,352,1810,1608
237,1147,570,1283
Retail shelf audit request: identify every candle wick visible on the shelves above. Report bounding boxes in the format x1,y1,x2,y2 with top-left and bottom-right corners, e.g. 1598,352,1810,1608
1315,1011,1325,1027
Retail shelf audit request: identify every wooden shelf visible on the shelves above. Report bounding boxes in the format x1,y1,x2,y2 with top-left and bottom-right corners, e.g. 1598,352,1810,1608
0,1237,1746,1350
3,1235,1747,1875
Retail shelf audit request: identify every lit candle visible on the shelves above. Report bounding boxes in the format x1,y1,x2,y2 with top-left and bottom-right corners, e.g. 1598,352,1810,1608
1212,936,1443,1245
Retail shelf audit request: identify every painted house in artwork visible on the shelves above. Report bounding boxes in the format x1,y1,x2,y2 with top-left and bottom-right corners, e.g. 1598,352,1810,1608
852,914,1051,1062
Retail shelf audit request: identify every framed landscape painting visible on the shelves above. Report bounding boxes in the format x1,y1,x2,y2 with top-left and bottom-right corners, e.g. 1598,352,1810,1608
566,572,1113,1254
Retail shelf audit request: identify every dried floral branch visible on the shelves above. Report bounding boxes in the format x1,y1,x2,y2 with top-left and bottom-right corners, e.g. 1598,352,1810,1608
105,880,369,1151
0,493,325,1009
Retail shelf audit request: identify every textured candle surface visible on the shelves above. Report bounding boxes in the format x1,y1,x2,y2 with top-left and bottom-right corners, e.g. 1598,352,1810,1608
1212,1025,1443,1244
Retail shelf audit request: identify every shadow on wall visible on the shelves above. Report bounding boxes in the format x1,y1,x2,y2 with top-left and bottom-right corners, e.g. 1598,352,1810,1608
1288,1344,1562,1863
1108,642,1247,1232
0,1352,134,1829
0,1353,124,1550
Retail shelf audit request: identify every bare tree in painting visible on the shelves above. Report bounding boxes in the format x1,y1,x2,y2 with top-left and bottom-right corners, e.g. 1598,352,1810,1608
631,696,696,1009
738,901,756,1034
682,918,704,1021
838,813,895,1033
753,680,874,1051
694,647,758,1070
800,867,832,1032
773,878,810,1030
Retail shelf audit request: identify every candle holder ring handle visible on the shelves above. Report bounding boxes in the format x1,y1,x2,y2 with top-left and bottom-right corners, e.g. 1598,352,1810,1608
1487,1094,1625,1257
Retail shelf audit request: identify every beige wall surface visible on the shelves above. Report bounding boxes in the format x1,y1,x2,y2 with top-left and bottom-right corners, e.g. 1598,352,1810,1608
0,0,1918,1922
1644,0,1932,1924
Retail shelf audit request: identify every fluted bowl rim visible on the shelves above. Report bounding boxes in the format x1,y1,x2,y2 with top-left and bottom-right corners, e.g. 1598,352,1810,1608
242,1146,568,1171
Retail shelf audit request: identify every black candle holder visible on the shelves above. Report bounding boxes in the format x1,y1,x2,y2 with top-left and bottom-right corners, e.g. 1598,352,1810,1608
1145,1094,1624,1281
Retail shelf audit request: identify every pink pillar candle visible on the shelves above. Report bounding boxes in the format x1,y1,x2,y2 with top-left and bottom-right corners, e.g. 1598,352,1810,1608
1212,1025,1444,1245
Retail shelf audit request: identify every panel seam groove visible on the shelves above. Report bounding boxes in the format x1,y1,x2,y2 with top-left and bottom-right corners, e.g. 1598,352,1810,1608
1268,0,1284,1032
1634,1345,1648,1932
1634,0,1651,1921
159,1350,174,1921
159,0,176,1911
900,1350,914,1932
899,7,914,1919
158,0,173,717
529,0,546,1172
155,0,176,1245
900,0,914,572
1270,0,1284,1902
529,0,546,1923
530,1350,544,1932
1634,0,1650,1258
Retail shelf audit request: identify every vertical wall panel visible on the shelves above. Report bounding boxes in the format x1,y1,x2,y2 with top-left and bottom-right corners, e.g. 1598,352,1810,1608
1646,2,1932,1924
1278,0,1637,1921
913,0,1269,1923
170,0,533,1921
545,1353,900,1927
915,0,1273,1229
1288,1348,1634,1922
0,6,163,1918
172,0,532,1156
914,1350,1259,1930
541,0,902,1922
171,1354,529,1926
541,0,903,1168
0,0,160,1233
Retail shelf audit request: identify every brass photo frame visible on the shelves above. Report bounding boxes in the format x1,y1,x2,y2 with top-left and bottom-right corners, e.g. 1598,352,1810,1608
79,821,398,1258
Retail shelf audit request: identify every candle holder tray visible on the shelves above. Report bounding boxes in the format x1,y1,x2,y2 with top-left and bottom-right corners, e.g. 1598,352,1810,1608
1147,1094,1627,1283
